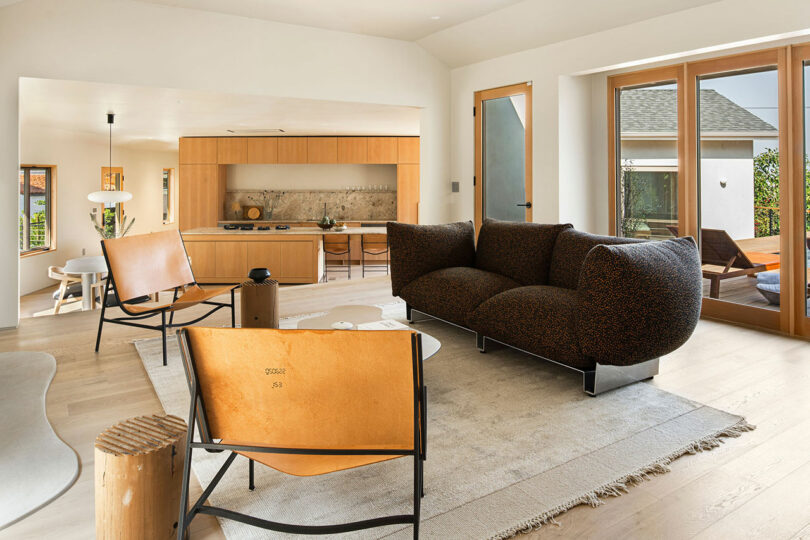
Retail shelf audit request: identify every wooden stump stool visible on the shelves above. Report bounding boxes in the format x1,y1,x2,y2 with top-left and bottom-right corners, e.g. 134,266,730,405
241,278,280,328
95,414,188,539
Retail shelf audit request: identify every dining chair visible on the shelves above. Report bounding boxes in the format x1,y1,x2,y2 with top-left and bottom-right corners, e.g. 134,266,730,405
176,327,427,539
48,266,107,313
95,230,239,366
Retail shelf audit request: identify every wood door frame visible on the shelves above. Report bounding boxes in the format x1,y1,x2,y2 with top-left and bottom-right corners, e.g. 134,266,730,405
686,47,787,332
790,44,810,337
607,65,686,237
474,82,533,234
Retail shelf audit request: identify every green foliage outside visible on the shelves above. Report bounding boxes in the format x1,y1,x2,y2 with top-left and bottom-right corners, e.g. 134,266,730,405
753,148,810,237
18,198,47,250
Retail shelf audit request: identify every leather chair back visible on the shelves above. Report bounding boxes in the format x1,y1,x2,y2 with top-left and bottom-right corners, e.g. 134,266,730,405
102,230,195,302
183,327,418,452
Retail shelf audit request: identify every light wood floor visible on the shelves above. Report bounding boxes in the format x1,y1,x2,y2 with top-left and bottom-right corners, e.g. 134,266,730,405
3,276,810,539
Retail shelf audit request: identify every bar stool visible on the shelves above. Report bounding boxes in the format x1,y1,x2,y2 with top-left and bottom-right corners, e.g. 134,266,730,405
322,234,351,282
361,233,389,277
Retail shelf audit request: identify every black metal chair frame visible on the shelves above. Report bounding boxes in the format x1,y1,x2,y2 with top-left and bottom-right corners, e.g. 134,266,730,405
94,241,238,367
361,233,390,277
322,234,351,282
176,330,427,539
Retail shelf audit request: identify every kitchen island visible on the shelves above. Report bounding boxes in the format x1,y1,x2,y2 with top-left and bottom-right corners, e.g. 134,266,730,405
182,226,387,284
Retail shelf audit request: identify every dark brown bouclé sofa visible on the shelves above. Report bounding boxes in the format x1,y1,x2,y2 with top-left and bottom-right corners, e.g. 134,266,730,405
387,219,702,395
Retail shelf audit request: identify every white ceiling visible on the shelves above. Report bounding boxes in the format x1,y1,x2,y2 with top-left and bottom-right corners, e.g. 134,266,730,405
135,0,525,41
417,0,723,67
135,0,722,67
19,78,421,152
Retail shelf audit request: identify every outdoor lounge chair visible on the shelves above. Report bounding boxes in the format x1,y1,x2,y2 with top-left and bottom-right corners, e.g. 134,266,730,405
95,230,238,366
700,228,780,299
176,327,427,539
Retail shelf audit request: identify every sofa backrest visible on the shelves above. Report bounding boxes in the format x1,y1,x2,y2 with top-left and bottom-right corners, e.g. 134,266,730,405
549,228,643,289
387,221,476,297
475,219,573,286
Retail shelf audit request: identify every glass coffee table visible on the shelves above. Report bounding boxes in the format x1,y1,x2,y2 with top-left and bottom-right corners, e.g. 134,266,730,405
297,305,441,359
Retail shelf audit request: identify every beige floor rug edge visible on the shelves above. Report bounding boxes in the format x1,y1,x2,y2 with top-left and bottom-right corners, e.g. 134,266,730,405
484,414,754,540
136,305,755,540
0,352,80,531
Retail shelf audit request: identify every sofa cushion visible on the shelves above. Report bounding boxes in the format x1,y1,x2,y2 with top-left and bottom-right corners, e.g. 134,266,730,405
549,229,643,290
399,267,520,327
467,285,589,369
475,219,572,286
387,221,476,297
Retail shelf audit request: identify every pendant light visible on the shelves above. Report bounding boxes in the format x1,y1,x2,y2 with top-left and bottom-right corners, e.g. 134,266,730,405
88,114,133,203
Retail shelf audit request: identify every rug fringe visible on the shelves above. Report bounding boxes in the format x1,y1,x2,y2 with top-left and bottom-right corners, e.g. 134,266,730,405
489,418,755,540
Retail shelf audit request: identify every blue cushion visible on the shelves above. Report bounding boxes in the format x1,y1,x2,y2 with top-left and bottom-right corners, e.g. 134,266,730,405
757,270,780,285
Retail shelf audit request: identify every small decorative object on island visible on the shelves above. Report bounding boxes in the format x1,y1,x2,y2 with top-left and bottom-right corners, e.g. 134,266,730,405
334,221,347,232
318,203,336,230
88,113,134,239
241,268,279,328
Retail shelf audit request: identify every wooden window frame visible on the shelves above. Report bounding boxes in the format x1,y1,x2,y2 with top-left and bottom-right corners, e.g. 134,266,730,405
19,164,57,258
608,44,810,335
474,82,533,235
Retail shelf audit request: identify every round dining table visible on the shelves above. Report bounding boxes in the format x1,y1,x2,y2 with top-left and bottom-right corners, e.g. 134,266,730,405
63,255,108,311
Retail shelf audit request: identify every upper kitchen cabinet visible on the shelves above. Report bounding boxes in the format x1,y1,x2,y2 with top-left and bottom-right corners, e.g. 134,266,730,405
278,138,308,163
337,137,368,164
179,137,217,164
397,137,420,163
367,137,398,163
247,137,278,164
217,138,248,164
307,137,338,164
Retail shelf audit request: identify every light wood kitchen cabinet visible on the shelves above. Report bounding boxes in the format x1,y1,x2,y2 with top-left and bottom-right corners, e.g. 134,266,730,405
178,164,224,230
247,240,316,279
307,137,338,163
397,137,420,163
337,138,368,163
397,164,419,224
247,138,278,164
182,240,216,278
217,138,248,164
367,137,398,163
278,138,308,163
215,241,247,280
179,138,217,164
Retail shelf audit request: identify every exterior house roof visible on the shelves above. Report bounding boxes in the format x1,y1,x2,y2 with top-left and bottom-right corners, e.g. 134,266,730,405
19,171,47,196
620,88,777,136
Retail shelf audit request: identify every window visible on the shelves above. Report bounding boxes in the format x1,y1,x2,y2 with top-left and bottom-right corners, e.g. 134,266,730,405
162,168,174,223
620,167,678,239
101,167,124,237
19,166,54,254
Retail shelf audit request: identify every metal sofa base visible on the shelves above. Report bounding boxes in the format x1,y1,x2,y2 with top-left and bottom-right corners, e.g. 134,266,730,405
407,304,659,396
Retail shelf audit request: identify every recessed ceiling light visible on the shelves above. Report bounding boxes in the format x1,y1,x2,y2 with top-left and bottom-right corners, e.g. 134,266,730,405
430,15,440,20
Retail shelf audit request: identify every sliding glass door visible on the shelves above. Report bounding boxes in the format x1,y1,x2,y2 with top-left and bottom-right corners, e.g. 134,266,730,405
792,45,810,337
696,66,781,314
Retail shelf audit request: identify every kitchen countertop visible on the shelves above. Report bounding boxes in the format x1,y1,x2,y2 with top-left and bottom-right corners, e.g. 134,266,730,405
218,220,391,225
182,227,387,235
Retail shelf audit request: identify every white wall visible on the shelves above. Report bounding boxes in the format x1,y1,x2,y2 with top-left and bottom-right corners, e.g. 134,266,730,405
449,0,810,233
227,164,397,191
19,125,178,294
0,0,451,327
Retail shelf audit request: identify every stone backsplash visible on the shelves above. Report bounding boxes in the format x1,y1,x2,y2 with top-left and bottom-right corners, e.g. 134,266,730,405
224,189,397,221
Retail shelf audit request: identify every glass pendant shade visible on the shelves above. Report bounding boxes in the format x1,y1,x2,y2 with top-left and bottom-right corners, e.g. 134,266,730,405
88,190,133,203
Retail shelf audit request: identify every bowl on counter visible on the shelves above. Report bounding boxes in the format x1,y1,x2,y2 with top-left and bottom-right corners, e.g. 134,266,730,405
317,222,334,230
333,222,347,231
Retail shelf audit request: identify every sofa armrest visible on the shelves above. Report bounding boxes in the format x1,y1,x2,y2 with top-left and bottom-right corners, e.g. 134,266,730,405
387,221,476,297
576,237,702,366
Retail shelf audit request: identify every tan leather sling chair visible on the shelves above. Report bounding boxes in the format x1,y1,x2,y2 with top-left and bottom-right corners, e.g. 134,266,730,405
95,230,239,366
176,327,427,539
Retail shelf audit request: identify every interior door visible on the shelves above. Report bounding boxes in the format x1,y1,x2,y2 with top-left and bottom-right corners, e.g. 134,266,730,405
475,82,532,233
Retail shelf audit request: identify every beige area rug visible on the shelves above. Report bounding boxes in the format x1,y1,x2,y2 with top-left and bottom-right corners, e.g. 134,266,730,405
135,303,753,539
0,352,79,530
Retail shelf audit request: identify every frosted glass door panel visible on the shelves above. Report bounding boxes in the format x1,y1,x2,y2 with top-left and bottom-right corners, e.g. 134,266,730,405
483,95,526,222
